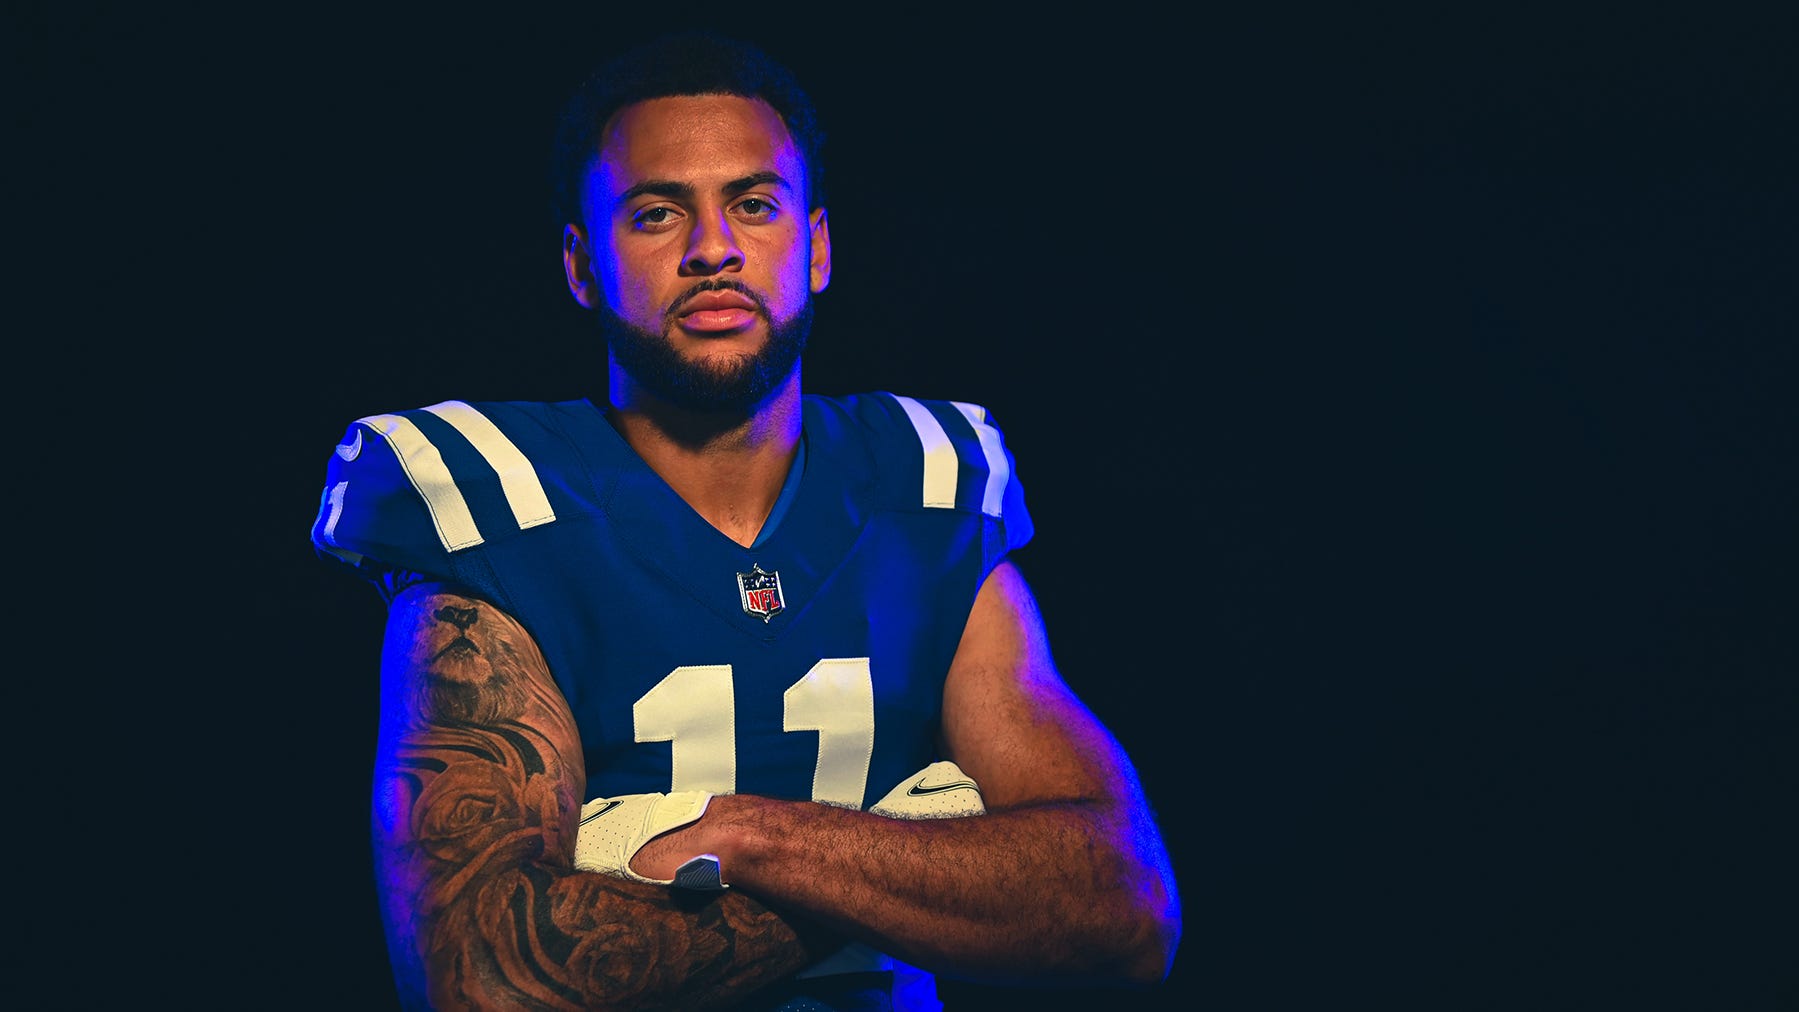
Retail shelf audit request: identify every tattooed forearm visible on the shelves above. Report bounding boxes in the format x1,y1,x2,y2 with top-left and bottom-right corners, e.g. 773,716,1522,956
372,588,819,1010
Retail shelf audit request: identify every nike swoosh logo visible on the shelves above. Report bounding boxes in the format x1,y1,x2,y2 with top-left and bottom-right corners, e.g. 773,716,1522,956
908,779,978,797
335,429,363,461
580,800,624,825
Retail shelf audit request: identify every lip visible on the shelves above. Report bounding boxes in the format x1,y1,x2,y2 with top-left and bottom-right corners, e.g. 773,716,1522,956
673,290,760,334
676,290,758,314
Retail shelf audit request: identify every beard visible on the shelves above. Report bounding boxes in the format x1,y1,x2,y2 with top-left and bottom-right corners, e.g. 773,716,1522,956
599,280,812,414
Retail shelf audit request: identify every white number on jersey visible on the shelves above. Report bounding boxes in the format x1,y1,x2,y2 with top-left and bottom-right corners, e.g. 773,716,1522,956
633,658,876,806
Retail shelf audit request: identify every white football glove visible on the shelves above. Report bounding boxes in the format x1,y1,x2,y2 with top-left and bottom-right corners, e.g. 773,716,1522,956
573,791,726,890
867,760,986,819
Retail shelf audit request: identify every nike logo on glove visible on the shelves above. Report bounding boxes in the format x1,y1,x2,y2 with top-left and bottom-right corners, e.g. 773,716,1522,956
579,800,624,825
908,778,979,797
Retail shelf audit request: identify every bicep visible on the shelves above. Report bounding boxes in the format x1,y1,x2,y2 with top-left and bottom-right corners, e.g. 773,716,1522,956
940,561,1133,811
373,583,586,900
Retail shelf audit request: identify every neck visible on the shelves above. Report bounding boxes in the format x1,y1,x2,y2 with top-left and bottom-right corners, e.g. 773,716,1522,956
605,370,803,548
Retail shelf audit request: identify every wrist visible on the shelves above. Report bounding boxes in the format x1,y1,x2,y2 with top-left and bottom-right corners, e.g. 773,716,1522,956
693,794,796,886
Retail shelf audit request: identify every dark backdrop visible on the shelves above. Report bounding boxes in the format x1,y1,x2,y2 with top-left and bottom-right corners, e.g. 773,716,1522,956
19,6,1794,1010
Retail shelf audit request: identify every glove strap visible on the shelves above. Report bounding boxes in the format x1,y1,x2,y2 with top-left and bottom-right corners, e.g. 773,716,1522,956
672,854,727,891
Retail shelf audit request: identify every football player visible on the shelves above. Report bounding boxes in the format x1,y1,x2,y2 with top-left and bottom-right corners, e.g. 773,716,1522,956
313,31,1180,1011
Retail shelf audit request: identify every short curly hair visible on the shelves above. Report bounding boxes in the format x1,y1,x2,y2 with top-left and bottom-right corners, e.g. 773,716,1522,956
550,32,826,228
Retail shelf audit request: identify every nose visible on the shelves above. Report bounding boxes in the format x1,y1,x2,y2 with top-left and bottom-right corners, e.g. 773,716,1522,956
682,208,744,276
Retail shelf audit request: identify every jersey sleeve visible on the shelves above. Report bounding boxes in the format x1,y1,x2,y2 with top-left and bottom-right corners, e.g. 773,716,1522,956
867,392,1035,569
312,399,575,606
309,412,462,587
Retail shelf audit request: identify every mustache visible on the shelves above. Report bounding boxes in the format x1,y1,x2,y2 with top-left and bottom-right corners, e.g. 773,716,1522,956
665,279,770,321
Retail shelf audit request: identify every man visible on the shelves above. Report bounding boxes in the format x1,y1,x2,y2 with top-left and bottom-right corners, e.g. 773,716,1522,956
312,32,1180,1010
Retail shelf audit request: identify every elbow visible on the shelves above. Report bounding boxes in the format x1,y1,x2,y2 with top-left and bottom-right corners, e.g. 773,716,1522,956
1106,846,1182,988
1062,816,1183,988
1133,903,1184,987
1058,888,1179,989
1118,885,1183,987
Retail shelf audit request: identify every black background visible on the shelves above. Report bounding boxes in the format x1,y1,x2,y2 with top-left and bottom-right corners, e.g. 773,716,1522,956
17,5,1795,1009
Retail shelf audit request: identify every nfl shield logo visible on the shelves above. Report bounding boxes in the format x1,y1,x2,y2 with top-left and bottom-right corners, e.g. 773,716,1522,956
737,563,785,622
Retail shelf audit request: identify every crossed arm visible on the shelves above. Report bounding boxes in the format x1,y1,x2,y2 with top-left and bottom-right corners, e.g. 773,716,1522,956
372,583,831,1010
372,561,1181,1008
632,561,1183,985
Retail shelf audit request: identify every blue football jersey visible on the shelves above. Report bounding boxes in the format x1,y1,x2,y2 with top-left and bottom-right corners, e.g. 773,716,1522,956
312,393,1033,809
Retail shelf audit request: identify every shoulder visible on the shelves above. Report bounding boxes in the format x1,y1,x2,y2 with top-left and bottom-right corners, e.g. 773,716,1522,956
805,391,1034,542
310,398,607,575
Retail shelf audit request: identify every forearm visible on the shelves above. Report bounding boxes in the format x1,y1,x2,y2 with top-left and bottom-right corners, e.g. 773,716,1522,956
685,794,1177,986
376,842,823,1010
374,709,832,1009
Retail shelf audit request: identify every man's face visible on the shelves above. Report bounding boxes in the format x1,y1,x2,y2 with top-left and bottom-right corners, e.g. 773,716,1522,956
566,94,830,411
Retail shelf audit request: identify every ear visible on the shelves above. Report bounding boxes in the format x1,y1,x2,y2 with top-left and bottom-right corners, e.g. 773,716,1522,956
564,223,602,309
808,207,832,294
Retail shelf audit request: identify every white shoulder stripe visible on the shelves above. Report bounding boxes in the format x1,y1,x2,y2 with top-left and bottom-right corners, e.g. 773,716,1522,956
952,401,1008,518
422,400,556,531
890,394,958,508
362,412,484,551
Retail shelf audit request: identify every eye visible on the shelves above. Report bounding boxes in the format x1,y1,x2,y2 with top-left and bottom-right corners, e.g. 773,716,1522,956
632,206,681,230
734,197,777,222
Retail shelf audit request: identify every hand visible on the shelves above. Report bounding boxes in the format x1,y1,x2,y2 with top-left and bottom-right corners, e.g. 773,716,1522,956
867,760,986,819
573,791,726,889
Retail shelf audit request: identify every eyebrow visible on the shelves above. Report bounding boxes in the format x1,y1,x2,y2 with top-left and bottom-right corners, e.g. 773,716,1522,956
616,171,793,206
